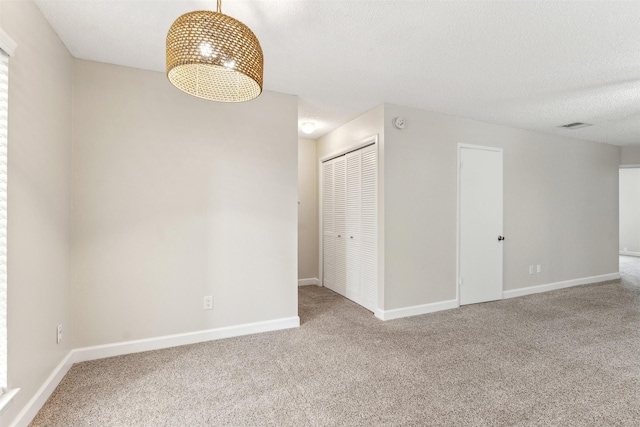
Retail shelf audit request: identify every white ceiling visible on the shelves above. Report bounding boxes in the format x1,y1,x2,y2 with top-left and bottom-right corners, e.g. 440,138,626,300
33,0,640,146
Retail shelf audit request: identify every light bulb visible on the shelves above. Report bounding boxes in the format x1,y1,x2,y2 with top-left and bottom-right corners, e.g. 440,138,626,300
199,42,213,57
224,59,236,69
301,122,316,134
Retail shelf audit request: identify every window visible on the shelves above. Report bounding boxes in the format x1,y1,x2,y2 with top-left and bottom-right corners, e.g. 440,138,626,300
0,29,19,411
0,48,8,392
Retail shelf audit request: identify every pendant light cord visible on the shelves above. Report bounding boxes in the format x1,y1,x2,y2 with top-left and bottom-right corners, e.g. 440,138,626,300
217,0,222,13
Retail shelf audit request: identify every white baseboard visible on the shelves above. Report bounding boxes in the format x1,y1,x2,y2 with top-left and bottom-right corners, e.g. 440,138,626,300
375,299,458,321
10,351,74,427
619,250,640,257
503,272,621,299
73,316,300,363
8,316,300,427
298,278,319,286
0,389,20,416
376,272,621,321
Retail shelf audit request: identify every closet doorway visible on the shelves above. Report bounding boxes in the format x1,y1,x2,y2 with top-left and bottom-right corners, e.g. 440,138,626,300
320,137,377,313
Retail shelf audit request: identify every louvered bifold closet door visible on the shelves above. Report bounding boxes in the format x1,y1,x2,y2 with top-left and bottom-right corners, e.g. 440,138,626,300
322,143,377,313
345,150,361,302
333,157,347,296
322,160,335,291
359,144,377,311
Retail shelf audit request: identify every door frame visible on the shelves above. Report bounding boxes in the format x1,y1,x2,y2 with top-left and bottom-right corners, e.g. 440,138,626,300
318,135,378,301
619,165,640,257
456,143,504,305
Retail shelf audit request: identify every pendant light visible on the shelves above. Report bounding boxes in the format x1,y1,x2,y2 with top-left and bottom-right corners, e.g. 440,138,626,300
166,0,263,102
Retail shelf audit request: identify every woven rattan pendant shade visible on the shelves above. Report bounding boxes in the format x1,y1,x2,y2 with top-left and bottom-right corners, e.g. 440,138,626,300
166,2,263,102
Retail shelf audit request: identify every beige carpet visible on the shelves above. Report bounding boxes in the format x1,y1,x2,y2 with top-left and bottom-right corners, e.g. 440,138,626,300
31,257,640,426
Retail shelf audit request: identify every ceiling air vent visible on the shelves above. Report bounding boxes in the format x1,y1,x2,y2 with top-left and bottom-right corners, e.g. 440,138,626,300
558,122,592,129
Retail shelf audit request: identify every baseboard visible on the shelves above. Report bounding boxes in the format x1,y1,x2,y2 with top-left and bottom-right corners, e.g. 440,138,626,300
8,316,300,427
10,351,74,427
502,272,621,299
0,389,20,416
73,316,300,363
375,299,458,321
619,250,640,257
298,278,319,286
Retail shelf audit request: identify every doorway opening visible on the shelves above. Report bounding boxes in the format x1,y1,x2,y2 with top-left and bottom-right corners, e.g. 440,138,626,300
619,167,640,269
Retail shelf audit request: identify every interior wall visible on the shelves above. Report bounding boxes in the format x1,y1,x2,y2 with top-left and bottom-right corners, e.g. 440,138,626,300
620,146,640,166
317,106,384,159
384,103,620,310
72,60,298,348
297,138,318,281
317,105,385,308
0,1,72,425
619,168,640,254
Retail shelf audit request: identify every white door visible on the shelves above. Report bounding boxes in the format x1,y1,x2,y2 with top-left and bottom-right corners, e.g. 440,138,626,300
359,144,377,311
333,156,347,296
322,161,335,291
345,150,362,301
321,141,378,313
459,146,503,305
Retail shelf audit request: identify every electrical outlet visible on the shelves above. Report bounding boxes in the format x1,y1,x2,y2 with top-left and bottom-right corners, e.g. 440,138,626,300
203,296,213,310
57,324,62,344
537,264,541,273
529,265,534,275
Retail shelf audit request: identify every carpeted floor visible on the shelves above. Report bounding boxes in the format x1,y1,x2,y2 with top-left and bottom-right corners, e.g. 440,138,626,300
31,257,640,426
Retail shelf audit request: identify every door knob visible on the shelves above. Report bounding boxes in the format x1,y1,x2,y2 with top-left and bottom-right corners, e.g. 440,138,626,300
498,236,505,241
350,236,354,239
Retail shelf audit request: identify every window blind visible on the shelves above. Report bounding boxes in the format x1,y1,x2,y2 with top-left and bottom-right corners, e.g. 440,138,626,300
0,49,8,391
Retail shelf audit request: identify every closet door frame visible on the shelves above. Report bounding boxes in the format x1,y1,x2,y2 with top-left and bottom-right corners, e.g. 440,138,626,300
318,135,378,311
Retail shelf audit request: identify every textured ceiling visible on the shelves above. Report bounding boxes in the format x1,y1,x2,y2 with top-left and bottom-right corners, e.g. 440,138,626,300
33,0,640,145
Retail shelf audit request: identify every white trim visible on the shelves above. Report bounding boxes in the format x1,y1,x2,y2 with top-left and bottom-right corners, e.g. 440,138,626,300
375,299,458,321
619,250,640,257
9,352,74,427
457,142,503,152
502,273,620,299
376,272,621,321
0,388,19,416
72,316,300,363
456,145,461,303
319,135,378,163
298,278,319,286
6,316,299,427
456,143,504,305
0,29,17,57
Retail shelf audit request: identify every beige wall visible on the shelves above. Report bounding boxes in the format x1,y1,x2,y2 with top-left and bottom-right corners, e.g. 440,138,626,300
384,103,619,309
72,60,298,347
317,105,385,308
0,1,73,425
298,138,318,281
619,168,640,254
317,106,384,159
620,146,640,166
